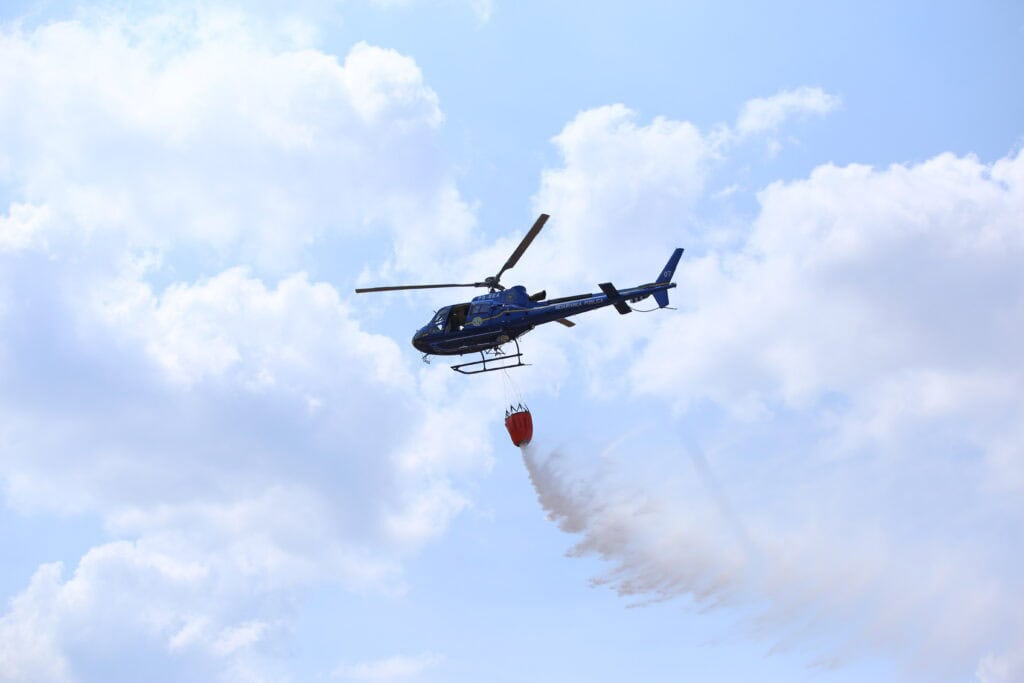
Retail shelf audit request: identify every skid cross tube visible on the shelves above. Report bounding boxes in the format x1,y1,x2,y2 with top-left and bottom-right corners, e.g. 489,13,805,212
451,339,529,375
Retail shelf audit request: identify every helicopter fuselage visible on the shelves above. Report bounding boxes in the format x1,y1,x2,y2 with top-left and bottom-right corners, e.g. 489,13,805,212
411,279,676,357
355,211,684,373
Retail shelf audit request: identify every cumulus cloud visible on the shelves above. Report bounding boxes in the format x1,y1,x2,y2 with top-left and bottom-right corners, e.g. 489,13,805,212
1,4,1009,680
0,8,489,682
977,647,1024,683
519,146,1024,679
0,10,471,271
735,86,841,138
486,89,836,396
523,104,714,290
0,203,51,252
512,87,840,294
632,151,1024,468
0,256,486,680
368,0,493,23
333,652,443,681
0,544,281,683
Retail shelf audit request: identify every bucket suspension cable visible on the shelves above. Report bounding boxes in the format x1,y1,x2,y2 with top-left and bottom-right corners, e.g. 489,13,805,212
501,368,532,446
501,368,525,415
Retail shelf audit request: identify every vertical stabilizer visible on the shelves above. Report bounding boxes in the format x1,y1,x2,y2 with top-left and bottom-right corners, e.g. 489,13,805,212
653,248,683,307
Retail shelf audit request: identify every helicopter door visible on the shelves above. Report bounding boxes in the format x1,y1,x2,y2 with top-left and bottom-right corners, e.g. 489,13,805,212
446,303,470,332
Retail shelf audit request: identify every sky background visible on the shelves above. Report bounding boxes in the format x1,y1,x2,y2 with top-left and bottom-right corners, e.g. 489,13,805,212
0,1,1022,682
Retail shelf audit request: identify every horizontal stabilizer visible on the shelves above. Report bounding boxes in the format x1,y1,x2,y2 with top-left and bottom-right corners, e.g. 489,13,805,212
599,282,632,315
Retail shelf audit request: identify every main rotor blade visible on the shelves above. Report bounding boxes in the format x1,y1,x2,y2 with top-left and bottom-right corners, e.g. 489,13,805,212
495,213,548,282
354,283,483,294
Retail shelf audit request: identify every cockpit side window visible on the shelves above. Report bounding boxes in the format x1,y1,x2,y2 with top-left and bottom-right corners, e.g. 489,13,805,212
446,303,469,332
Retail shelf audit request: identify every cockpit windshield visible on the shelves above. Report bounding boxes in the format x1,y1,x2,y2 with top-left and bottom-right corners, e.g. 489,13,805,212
424,307,450,333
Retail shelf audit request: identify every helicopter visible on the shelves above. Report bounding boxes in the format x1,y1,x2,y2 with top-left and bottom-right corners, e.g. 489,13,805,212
355,213,683,374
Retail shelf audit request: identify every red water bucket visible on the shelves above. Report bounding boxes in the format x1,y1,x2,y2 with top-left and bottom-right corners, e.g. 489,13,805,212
504,404,533,447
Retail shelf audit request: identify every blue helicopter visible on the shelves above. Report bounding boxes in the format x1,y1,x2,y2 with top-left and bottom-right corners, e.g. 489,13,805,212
355,214,683,374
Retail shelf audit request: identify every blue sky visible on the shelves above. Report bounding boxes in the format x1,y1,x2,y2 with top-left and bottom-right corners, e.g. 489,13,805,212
0,2,1022,682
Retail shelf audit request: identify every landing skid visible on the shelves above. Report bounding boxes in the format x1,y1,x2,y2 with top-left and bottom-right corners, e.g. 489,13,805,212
451,339,528,375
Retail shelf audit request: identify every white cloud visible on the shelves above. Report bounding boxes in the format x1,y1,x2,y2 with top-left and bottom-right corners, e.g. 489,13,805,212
977,647,1024,683
525,104,713,291
333,652,443,681
97,266,412,389
514,88,841,293
0,6,1000,680
631,151,1024,468
0,254,489,679
0,203,51,252
0,8,490,682
0,11,471,271
379,86,838,303
367,0,493,23
496,91,838,395
0,541,289,683
469,0,494,23
0,563,71,683
735,86,841,138
517,147,1024,678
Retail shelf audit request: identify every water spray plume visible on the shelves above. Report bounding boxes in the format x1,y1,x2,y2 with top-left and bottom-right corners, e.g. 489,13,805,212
516,439,1021,678
520,443,586,533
